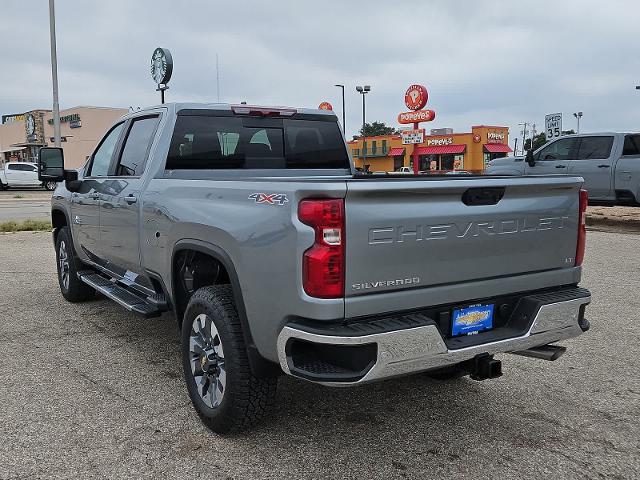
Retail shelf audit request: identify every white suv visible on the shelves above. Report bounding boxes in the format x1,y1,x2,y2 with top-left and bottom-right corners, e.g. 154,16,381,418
0,162,57,190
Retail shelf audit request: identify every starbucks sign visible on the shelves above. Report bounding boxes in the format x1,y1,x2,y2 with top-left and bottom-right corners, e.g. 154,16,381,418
151,47,173,85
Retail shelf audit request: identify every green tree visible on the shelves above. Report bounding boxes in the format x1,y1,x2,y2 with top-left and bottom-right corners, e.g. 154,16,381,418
353,121,398,139
524,133,547,151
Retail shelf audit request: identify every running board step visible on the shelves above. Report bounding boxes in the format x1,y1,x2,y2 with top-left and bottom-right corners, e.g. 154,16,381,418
78,272,162,318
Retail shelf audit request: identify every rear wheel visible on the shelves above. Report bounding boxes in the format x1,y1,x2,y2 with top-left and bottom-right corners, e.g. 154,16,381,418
0,181,6,191
181,285,277,433
55,227,95,302
44,181,57,191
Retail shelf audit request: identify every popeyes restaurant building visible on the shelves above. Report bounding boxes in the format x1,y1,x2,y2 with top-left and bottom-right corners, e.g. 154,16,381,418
0,106,128,168
347,125,512,173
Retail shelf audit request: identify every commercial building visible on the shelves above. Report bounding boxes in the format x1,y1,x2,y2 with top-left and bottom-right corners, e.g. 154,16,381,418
347,125,512,172
0,106,128,168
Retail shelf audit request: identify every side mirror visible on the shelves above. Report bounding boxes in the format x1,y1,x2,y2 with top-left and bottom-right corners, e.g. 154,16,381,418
38,147,65,181
525,149,536,167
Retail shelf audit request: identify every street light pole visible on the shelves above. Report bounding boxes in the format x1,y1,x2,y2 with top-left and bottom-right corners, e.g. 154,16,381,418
355,85,370,172
48,0,61,147
573,112,583,134
334,84,345,134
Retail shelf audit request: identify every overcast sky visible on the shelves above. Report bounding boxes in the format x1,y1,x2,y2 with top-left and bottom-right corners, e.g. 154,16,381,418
1,0,639,144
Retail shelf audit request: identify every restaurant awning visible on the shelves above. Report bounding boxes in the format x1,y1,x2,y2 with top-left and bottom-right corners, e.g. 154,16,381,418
483,143,512,153
387,147,405,156
415,144,466,155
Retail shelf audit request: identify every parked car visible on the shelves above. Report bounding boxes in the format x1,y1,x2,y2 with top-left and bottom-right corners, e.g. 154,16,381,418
486,132,640,205
0,161,57,190
39,103,591,433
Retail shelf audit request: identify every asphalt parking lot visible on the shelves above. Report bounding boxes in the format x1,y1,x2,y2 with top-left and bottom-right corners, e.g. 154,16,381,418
0,231,638,479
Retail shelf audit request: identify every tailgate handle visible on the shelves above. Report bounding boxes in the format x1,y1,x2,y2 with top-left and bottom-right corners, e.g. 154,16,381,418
462,187,505,206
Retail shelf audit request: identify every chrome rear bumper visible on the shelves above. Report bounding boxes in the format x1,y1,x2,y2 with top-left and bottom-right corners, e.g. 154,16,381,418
276,294,590,386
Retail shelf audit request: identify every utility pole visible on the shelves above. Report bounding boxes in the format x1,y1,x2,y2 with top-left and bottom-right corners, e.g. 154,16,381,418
518,122,529,155
48,0,61,147
216,54,220,102
334,84,345,133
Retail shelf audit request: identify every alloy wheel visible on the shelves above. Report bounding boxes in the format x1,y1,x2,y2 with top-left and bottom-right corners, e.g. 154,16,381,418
189,313,226,408
58,240,70,291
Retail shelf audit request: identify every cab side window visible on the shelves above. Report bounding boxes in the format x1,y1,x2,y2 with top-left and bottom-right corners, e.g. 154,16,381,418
88,123,125,177
576,136,613,160
623,135,640,156
115,116,160,176
536,138,578,161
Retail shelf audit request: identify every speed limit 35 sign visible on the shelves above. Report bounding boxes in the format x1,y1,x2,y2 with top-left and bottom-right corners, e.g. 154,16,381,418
545,113,563,140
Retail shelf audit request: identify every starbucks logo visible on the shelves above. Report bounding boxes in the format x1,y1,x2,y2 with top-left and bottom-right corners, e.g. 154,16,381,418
150,47,173,85
26,114,36,136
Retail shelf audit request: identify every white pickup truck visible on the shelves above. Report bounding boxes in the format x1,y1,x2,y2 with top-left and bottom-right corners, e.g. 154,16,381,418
0,162,57,190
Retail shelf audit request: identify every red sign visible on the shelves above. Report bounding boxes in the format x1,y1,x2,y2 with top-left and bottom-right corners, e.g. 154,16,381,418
398,109,436,124
318,102,333,111
404,84,428,110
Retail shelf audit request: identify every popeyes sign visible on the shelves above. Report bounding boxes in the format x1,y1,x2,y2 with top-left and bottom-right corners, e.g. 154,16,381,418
487,131,506,143
398,109,436,124
398,84,436,124
404,84,428,110
399,83,437,174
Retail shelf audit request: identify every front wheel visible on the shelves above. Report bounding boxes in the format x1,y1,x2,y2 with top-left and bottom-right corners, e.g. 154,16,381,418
181,285,277,433
55,227,95,302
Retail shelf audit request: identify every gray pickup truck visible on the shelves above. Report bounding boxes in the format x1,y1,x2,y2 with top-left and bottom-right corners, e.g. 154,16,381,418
486,132,640,205
39,103,591,433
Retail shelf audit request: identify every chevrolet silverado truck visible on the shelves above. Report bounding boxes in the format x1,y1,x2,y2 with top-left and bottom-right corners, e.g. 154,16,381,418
38,103,591,433
486,132,640,205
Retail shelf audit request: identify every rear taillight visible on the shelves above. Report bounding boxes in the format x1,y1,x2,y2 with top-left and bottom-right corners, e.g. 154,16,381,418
298,199,345,298
575,189,588,266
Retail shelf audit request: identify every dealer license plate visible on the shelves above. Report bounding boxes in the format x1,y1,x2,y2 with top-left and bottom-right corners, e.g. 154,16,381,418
452,304,494,336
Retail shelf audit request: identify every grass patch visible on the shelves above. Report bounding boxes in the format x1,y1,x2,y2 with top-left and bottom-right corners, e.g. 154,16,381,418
0,219,52,232
13,194,24,199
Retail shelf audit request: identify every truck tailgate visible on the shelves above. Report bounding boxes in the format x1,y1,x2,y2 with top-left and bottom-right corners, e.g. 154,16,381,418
344,176,582,301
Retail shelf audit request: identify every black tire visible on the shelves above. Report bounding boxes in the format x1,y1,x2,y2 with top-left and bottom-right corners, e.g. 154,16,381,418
44,181,57,191
181,285,277,433
0,181,6,191
55,227,95,302
426,365,467,381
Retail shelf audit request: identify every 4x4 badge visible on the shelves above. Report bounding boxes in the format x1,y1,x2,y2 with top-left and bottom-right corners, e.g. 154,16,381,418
248,193,289,206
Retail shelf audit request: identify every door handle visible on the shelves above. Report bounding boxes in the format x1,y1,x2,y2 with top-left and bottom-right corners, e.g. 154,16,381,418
597,164,610,168
124,195,138,205
555,165,566,169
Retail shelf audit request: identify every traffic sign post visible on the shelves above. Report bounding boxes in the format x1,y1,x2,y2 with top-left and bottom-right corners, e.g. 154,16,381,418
545,113,563,141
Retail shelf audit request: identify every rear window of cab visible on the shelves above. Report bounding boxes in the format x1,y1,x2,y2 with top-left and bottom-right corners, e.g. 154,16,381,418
166,115,349,170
